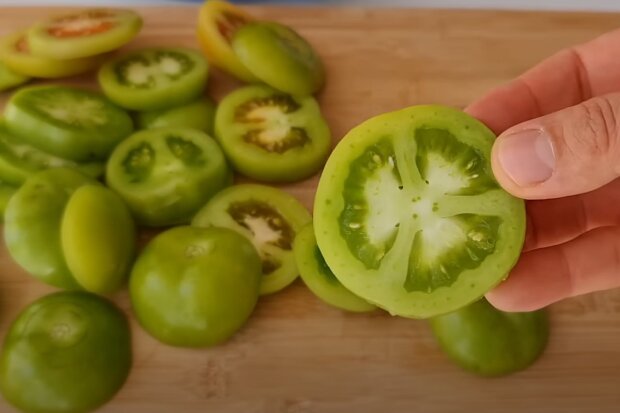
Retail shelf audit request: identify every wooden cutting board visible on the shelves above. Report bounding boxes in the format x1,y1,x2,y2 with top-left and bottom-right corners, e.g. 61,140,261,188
1,6,620,413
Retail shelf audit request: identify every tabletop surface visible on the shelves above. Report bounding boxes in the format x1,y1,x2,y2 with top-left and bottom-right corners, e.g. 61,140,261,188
1,5,620,413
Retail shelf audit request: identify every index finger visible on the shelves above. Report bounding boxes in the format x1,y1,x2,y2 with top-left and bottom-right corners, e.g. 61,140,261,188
465,28,620,134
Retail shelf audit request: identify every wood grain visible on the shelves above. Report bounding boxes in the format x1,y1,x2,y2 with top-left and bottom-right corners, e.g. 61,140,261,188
1,6,620,413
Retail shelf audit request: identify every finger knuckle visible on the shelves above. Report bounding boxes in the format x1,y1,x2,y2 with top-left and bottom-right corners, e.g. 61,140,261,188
561,96,620,163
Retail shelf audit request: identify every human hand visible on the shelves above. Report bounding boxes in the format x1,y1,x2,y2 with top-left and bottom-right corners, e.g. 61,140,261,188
465,29,620,312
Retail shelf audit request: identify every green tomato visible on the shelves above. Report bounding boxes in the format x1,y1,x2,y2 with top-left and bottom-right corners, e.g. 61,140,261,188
0,121,104,185
98,47,209,111
4,85,134,161
0,291,132,413
0,180,18,222
135,97,216,134
28,8,142,60
61,185,136,294
293,224,376,312
215,85,331,183
314,105,526,318
430,298,549,376
4,168,97,289
232,21,325,96
192,184,311,295
0,60,29,92
106,127,231,227
130,226,261,347
0,32,107,79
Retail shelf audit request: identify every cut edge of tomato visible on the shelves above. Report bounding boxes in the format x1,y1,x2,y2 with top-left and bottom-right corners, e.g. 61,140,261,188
196,0,257,82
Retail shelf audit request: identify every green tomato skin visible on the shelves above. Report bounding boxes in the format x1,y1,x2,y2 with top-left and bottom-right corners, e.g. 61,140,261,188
0,60,29,91
0,291,132,413
430,298,549,377
0,180,17,222
130,226,262,347
232,22,325,96
4,168,98,289
293,224,376,313
136,98,216,134
106,127,231,227
61,185,136,295
4,85,134,162
0,121,104,186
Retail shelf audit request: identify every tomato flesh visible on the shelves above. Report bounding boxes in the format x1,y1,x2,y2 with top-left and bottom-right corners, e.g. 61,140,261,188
28,8,142,59
193,184,311,295
314,105,526,318
196,0,256,82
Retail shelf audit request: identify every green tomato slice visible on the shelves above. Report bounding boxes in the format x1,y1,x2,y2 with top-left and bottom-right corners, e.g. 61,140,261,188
232,21,325,96
197,0,257,82
135,97,216,134
0,60,29,91
61,185,136,295
4,85,133,161
430,298,549,376
0,121,104,185
215,85,331,182
0,180,17,222
106,127,231,227
294,224,376,313
98,47,209,111
4,168,97,289
0,31,106,79
130,226,261,347
314,105,526,318
0,291,131,413
28,8,142,60
192,184,311,295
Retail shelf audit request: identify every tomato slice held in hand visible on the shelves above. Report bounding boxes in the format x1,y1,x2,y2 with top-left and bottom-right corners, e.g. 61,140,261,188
215,85,331,182
135,97,216,134
106,127,231,227
98,47,209,111
0,122,104,185
4,168,98,289
430,298,549,376
193,184,311,295
0,291,132,413
130,226,261,347
0,61,29,91
314,105,526,318
4,85,133,161
197,0,256,82
0,32,106,79
28,8,142,59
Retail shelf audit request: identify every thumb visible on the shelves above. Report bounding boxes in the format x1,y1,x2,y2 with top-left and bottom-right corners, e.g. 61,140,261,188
491,93,620,199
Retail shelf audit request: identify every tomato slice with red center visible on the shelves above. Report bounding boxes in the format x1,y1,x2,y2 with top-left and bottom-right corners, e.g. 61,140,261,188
27,8,142,60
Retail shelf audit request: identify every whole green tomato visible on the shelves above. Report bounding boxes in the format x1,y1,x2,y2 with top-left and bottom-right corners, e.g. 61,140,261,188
130,226,261,347
0,291,132,413
430,298,549,376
